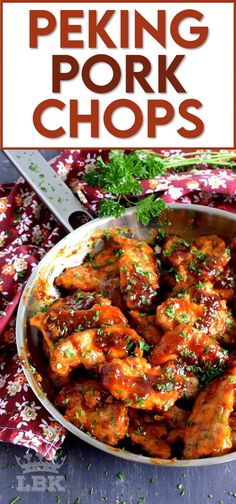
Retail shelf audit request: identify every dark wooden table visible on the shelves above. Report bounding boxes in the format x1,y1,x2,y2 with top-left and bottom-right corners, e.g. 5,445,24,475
1,150,236,504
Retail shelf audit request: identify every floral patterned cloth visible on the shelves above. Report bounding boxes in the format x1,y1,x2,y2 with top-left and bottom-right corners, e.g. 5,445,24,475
0,177,66,460
0,148,236,460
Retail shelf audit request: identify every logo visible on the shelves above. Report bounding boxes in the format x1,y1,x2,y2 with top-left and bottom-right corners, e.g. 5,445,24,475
15,452,66,492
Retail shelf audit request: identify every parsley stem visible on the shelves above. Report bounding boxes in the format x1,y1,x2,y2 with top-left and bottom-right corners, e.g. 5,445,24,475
123,195,137,205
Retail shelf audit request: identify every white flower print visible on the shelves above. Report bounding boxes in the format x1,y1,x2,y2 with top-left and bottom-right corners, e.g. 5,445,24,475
0,198,10,222
0,373,10,388
186,181,200,190
167,187,184,200
17,213,33,233
215,169,232,179
0,245,15,256
0,250,7,259
56,161,70,180
32,225,43,244
43,221,52,231
13,431,42,449
84,153,97,169
13,372,29,393
13,256,28,273
23,194,33,207
17,176,25,184
169,149,183,156
0,278,8,297
6,381,22,396
0,399,8,415
65,154,74,165
0,230,7,248
13,234,29,246
223,194,236,203
0,360,6,371
39,419,61,443
91,203,97,212
161,150,171,157
31,200,41,219
207,176,227,190
94,190,105,200
17,187,32,201
4,252,29,280
77,160,85,168
179,196,192,204
15,401,41,427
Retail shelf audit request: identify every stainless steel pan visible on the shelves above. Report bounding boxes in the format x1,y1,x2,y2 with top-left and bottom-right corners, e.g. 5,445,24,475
16,204,236,467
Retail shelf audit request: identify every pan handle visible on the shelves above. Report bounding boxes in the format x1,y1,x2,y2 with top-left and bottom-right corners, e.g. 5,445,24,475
4,150,93,233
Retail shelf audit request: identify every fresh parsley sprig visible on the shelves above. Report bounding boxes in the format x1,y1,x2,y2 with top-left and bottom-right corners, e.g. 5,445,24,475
136,195,167,226
83,149,236,225
84,150,169,224
98,199,125,218
84,149,164,194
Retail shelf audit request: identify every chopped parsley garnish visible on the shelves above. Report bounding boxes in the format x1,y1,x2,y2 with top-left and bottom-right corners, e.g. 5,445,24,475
73,272,82,280
228,376,236,383
189,260,197,271
165,305,175,318
93,310,100,322
133,264,149,276
138,497,145,504
126,341,136,353
175,272,184,283
134,425,144,436
39,304,50,313
117,472,124,481
180,348,196,359
65,350,75,358
194,251,206,260
190,363,226,387
135,397,145,407
139,340,151,352
156,382,174,392
163,239,189,257
116,248,124,257
88,255,99,269
196,281,205,288
75,325,84,333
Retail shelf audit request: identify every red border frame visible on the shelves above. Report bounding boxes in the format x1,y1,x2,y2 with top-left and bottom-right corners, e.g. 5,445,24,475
0,1,3,149
0,0,235,149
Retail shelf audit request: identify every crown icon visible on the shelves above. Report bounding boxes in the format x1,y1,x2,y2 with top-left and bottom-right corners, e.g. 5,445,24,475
15,452,66,474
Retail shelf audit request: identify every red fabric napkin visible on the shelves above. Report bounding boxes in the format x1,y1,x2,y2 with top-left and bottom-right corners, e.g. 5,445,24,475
0,148,236,460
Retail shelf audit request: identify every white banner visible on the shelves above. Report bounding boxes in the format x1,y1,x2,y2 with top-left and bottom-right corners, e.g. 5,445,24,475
2,2,234,147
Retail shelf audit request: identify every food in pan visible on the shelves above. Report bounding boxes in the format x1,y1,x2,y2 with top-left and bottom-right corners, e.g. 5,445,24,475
30,229,236,460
